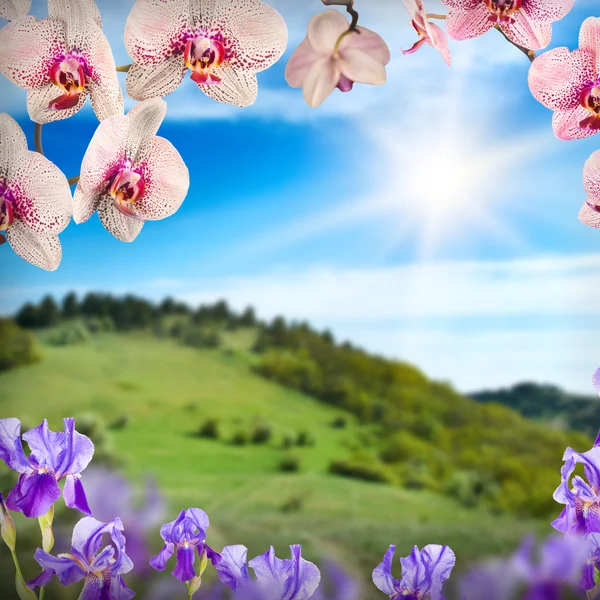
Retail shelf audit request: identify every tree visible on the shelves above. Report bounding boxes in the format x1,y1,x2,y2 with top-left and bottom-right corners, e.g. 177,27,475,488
16,303,40,329
240,306,257,327
62,292,79,319
37,295,60,327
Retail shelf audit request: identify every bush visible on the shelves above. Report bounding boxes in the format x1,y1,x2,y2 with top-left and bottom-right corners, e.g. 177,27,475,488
183,327,222,349
44,321,90,346
296,431,315,447
280,495,304,512
329,457,395,484
0,319,41,372
279,453,300,473
231,431,248,446
108,415,129,430
281,434,295,450
196,419,219,439
330,416,347,429
444,470,499,509
251,423,272,445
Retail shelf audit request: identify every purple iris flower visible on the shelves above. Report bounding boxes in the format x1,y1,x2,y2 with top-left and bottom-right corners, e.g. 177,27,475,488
28,516,135,600
581,533,600,592
0,417,94,518
459,534,589,600
84,466,165,573
150,508,221,583
216,544,321,600
312,560,360,600
372,544,455,600
552,431,600,535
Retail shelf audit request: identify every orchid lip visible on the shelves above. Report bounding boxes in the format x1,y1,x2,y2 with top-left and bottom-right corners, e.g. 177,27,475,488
484,0,522,22
109,166,145,218
185,36,225,85
0,180,15,232
48,55,87,110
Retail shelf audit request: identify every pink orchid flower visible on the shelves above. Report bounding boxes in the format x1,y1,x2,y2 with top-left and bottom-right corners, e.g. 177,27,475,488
0,0,121,124
529,17,600,141
124,0,287,108
0,0,30,21
440,0,573,51
0,114,72,271
579,151,600,229
74,99,189,243
285,10,390,108
401,0,451,66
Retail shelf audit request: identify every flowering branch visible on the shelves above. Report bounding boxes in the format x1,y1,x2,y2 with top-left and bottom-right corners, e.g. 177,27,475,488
321,0,359,31
494,25,536,62
115,64,131,72
34,123,44,155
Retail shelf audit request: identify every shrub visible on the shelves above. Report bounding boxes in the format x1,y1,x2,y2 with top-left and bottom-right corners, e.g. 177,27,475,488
183,327,222,349
329,457,395,484
330,416,347,429
251,423,272,445
108,415,129,430
296,431,315,447
231,431,248,446
281,434,295,449
279,453,300,473
0,319,41,372
44,321,90,346
196,419,220,440
280,495,304,512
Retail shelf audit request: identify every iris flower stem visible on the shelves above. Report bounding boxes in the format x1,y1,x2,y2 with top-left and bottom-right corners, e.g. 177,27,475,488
115,64,131,72
321,0,359,31
38,588,45,600
185,581,193,600
34,123,44,156
494,25,536,62
10,549,36,600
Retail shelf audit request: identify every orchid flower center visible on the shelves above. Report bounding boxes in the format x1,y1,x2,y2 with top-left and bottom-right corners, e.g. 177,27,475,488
484,0,522,23
184,37,225,85
0,180,15,237
109,166,145,218
48,56,86,111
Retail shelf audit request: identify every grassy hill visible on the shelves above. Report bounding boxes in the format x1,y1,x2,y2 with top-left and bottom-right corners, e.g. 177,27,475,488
0,331,552,599
471,382,600,439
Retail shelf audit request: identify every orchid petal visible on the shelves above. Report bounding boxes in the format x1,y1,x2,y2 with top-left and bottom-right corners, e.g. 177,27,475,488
48,0,101,28
73,185,101,225
445,4,494,41
98,198,144,243
440,0,480,8
125,98,167,163
302,56,339,108
522,0,574,24
285,38,322,89
552,105,598,140
528,48,595,111
7,226,63,272
0,113,28,180
130,136,189,221
427,22,452,66
584,150,600,204
500,11,552,51
307,10,348,54
126,57,187,101
27,83,87,125
197,65,258,107
339,48,387,86
0,0,30,20
338,27,391,65
579,17,600,74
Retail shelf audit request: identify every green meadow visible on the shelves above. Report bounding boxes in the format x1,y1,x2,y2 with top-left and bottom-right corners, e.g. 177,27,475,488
0,331,552,598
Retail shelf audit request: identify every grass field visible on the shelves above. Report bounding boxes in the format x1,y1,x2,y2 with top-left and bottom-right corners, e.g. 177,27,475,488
0,333,554,598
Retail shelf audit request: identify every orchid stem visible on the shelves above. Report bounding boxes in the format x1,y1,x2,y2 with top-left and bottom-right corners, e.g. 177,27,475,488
426,13,447,20
321,0,359,31
68,176,80,186
115,64,131,72
34,123,44,156
494,25,536,62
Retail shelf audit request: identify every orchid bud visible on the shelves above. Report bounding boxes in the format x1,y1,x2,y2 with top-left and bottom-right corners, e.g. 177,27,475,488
0,493,16,552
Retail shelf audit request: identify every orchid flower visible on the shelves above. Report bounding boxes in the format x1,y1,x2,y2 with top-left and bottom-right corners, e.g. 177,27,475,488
0,0,30,21
216,544,321,600
29,517,135,600
401,0,451,66
0,0,122,123
372,544,455,600
285,10,390,108
529,18,600,141
124,0,287,108
74,98,189,243
150,508,221,583
440,0,573,51
0,114,71,271
0,418,94,518
579,150,600,229
553,429,600,534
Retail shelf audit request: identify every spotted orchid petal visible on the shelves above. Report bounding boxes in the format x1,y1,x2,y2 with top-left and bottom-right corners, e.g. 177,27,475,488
0,0,30,21
445,3,494,41
48,0,102,28
97,199,145,243
581,17,600,73
522,0,573,23
499,10,551,51
580,150,600,229
125,0,286,107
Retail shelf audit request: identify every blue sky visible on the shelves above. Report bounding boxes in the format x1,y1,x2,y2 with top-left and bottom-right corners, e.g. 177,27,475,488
1,0,600,393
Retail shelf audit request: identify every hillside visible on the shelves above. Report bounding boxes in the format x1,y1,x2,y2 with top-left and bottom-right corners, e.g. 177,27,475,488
470,382,600,438
0,331,550,599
